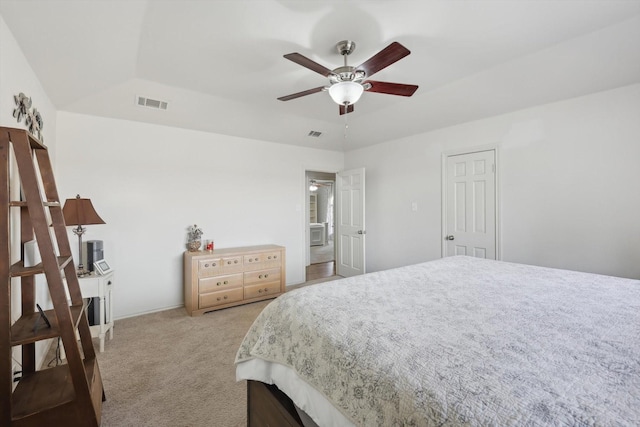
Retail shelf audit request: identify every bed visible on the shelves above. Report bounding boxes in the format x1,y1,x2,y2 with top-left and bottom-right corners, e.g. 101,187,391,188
235,256,640,426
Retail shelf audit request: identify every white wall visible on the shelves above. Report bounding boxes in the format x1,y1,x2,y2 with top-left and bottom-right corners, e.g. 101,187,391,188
346,84,640,280
56,113,343,318
0,16,57,157
1,14,58,370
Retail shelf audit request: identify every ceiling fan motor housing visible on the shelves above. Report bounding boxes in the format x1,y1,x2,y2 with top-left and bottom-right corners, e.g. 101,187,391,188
329,66,366,84
331,40,366,84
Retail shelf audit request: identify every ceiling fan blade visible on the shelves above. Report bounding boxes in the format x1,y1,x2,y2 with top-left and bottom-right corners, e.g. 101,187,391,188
339,104,354,115
364,80,418,97
356,42,411,78
277,86,325,101
284,53,334,77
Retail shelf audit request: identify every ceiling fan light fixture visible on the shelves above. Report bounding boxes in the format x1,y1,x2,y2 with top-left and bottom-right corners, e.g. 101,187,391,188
328,81,364,106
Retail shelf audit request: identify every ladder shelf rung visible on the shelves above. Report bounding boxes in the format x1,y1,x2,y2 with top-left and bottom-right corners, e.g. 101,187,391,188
10,303,86,346
10,256,73,277
9,201,61,207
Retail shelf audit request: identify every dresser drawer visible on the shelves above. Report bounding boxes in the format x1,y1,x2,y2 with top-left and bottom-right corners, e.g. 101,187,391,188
244,281,282,300
261,251,283,270
199,273,243,293
243,252,282,269
243,254,263,265
198,258,222,277
222,255,243,272
199,287,244,309
244,268,281,286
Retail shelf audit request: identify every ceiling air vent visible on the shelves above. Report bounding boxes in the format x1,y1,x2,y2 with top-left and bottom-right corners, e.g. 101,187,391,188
136,96,168,110
308,130,322,137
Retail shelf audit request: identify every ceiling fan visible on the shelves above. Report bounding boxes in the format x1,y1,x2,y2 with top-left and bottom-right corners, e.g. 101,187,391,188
278,40,419,115
309,179,332,191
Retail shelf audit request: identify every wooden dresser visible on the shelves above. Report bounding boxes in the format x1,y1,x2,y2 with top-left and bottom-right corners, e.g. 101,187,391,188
184,244,285,316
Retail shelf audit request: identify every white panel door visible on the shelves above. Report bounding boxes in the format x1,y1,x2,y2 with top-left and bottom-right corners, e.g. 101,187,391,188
336,168,365,277
445,150,496,259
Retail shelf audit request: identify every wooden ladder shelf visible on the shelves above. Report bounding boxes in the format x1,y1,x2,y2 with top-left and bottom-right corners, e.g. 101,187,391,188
1,127,104,426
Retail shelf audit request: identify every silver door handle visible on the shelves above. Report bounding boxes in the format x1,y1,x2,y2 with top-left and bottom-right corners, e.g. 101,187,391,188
357,230,366,234
445,235,454,241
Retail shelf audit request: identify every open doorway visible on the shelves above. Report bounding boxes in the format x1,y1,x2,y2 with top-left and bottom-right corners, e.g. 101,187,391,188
305,171,336,282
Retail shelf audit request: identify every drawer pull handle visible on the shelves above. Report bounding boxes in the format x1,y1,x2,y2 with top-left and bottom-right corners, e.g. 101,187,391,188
224,295,228,300
224,280,228,284
258,288,269,294
205,263,209,267
217,297,221,301
235,260,238,264
265,274,269,278
217,282,221,286
212,263,217,267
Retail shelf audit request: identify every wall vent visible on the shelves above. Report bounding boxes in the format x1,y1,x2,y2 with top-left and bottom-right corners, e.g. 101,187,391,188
136,96,168,110
307,130,322,137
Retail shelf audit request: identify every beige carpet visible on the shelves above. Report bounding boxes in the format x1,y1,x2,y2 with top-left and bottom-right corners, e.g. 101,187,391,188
310,240,334,264
96,300,271,427
42,278,341,426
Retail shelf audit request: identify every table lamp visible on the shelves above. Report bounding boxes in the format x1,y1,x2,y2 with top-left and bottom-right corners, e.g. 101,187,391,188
62,194,105,276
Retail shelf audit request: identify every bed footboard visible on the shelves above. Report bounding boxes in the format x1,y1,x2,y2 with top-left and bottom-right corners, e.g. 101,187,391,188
247,380,305,427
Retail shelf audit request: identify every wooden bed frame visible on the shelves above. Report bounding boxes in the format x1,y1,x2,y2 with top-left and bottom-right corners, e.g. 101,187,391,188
246,380,305,427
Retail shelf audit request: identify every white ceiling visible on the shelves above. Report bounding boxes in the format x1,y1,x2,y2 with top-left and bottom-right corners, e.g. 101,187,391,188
2,0,639,152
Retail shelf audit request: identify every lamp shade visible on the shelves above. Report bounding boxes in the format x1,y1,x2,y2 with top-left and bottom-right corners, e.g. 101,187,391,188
328,81,364,105
62,195,105,226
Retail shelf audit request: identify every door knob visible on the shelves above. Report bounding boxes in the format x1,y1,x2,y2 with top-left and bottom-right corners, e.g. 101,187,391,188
357,230,367,235
445,235,455,241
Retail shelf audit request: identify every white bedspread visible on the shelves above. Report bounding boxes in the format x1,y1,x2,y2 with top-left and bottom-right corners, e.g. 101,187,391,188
236,256,640,426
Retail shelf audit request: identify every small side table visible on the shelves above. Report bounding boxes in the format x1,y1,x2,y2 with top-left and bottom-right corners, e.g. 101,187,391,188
78,271,114,352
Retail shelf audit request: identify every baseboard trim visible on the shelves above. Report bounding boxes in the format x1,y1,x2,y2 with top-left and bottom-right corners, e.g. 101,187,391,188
115,304,184,321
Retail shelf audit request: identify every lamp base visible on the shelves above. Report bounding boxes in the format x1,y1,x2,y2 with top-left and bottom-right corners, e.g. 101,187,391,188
76,264,92,278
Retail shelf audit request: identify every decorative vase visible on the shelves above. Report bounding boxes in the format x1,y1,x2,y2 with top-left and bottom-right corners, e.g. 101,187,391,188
187,240,201,252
